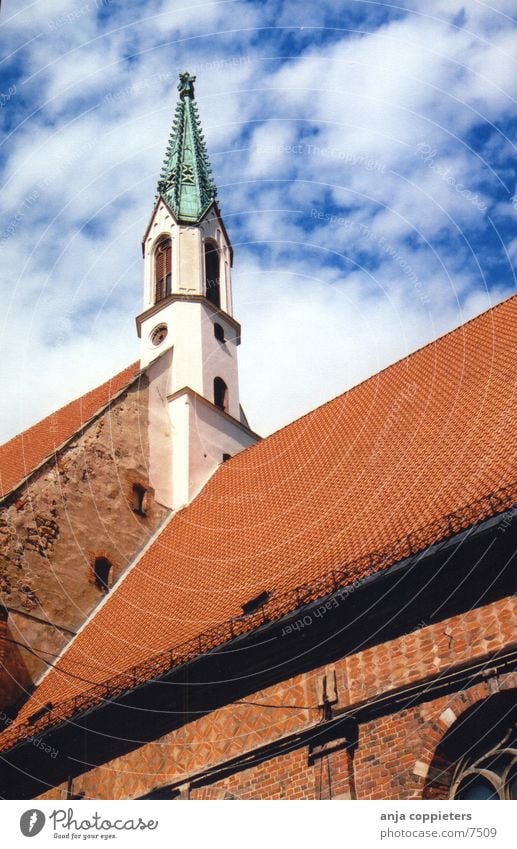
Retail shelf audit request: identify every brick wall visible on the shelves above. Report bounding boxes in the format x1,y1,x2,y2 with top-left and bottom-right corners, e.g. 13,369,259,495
193,747,316,800
37,595,516,800
333,596,516,708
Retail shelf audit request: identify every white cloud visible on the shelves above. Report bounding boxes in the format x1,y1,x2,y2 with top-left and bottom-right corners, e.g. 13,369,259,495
235,254,512,436
0,1,515,443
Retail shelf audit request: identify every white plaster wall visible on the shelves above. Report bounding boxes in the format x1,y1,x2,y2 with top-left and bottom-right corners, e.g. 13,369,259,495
146,349,174,508
200,304,240,420
142,203,205,307
139,302,175,369
170,392,191,510
141,301,241,420
139,300,202,382
178,226,201,293
186,393,258,506
140,201,249,511
147,380,258,512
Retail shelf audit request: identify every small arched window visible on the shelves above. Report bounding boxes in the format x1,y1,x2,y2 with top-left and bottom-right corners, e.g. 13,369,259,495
214,322,225,343
204,242,220,308
155,237,172,303
94,557,112,592
214,377,228,412
131,483,147,516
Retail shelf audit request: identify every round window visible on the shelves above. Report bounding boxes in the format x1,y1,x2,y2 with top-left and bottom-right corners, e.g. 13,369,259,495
150,324,168,346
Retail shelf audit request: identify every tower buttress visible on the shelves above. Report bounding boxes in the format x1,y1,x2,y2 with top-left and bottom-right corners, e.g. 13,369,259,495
136,72,258,511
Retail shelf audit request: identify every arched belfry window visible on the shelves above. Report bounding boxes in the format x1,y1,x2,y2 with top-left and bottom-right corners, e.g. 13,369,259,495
214,377,228,412
204,242,220,308
155,237,172,303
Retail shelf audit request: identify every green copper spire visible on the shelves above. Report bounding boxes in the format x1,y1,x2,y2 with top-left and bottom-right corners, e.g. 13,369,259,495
157,72,218,223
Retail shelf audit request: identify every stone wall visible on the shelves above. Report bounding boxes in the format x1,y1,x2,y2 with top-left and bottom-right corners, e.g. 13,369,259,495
0,376,169,710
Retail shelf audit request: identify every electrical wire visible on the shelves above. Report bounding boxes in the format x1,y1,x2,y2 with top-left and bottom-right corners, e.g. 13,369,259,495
3,637,72,661
235,699,317,711
3,637,320,709
4,639,516,735
2,637,104,687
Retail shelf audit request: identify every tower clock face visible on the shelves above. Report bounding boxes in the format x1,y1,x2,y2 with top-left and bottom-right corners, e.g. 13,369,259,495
151,324,168,346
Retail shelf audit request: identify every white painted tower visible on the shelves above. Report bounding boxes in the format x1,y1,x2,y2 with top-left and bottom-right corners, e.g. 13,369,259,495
136,72,258,510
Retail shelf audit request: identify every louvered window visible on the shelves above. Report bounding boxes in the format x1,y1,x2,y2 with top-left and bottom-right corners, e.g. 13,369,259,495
155,238,172,303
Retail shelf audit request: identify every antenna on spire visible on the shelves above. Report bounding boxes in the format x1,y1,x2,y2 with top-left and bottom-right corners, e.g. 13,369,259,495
178,71,196,99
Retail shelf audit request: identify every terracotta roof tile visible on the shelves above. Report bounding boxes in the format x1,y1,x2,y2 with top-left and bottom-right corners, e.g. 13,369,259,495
2,296,516,746
0,363,141,499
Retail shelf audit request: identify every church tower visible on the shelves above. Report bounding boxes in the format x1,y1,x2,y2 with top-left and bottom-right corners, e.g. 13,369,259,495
136,72,258,511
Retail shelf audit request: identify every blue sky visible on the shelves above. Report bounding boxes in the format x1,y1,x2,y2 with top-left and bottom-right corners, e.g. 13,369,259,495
0,0,516,441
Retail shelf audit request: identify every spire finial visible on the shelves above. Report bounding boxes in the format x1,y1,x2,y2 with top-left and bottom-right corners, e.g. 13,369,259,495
178,71,196,99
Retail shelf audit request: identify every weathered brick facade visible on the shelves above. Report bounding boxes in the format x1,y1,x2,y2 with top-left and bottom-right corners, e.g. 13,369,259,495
35,595,516,801
0,375,169,708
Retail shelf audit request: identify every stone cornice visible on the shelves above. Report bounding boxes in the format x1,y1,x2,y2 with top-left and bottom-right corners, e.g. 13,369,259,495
166,385,261,441
135,295,241,342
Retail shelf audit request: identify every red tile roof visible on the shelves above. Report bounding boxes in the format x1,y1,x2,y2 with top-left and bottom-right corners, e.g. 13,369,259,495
0,363,141,499
2,296,516,748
